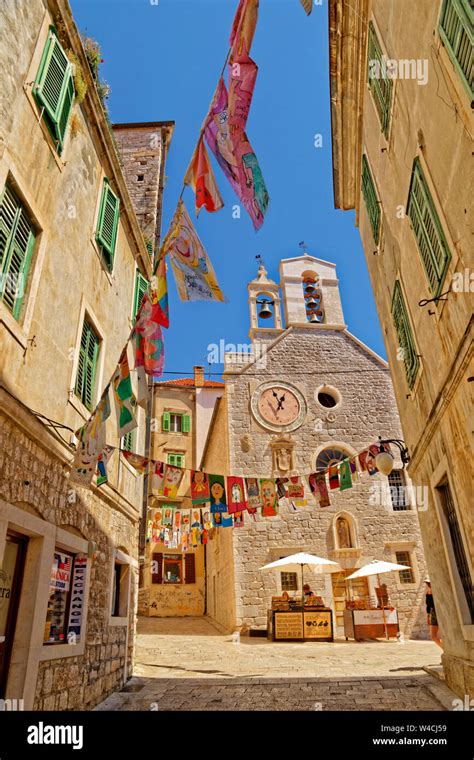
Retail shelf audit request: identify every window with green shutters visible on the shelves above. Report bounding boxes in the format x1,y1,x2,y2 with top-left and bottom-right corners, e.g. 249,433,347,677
162,412,191,433
407,159,451,297
75,318,100,410
361,155,381,244
439,0,473,98
96,180,120,271
33,29,75,154
133,270,149,318
367,22,393,137
391,281,419,389
0,184,36,320
122,430,135,452
167,453,185,468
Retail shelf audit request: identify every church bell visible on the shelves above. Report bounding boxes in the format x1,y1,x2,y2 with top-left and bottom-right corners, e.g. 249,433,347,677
258,300,273,319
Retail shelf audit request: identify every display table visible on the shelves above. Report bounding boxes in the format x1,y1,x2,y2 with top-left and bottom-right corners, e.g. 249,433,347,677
267,607,333,641
343,607,399,640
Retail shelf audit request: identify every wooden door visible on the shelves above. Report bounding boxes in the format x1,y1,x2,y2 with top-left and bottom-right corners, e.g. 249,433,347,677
331,570,369,632
0,535,27,697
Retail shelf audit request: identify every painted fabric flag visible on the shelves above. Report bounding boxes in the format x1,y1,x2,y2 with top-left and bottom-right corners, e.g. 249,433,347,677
112,350,138,436
150,254,170,328
339,459,353,491
71,387,111,487
259,478,278,517
202,509,213,530
70,445,100,487
151,461,165,493
133,296,165,377
276,477,289,500
96,445,115,487
227,476,247,513
228,52,258,131
162,506,174,527
358,450,370,472
134,365,149,409
209,474,227,513
212,512,223,527
174,510,182,529
162,200,226,302
122,451,149,474
308,472,331,508
287,476,305,499
191,508,202,528
204,79,269,231
161,465,184,499
299,0,313,15
222,514,233,528
181,510,191,532
184,138,224,216
191,470,211,504
328,465,340,490
350,459,357,476
233,511,245,527
230,0,259,60
245,477,261,512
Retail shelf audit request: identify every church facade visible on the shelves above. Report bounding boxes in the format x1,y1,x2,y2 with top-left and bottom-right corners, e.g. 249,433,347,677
202,254,428,639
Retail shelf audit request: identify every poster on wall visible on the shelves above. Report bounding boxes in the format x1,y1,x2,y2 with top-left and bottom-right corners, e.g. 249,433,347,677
50,552,72,592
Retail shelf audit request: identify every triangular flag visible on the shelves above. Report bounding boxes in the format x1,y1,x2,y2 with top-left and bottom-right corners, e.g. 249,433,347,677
339,459,353,491
184,138,224,216
112,349,138,437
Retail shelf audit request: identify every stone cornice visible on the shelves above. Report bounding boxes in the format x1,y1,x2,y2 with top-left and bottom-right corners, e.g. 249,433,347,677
329,0,369,211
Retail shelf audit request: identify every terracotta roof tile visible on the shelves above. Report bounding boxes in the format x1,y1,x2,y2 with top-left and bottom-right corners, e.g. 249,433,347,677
153,377,224,388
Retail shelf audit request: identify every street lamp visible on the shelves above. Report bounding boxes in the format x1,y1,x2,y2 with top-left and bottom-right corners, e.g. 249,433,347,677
375,437,410,475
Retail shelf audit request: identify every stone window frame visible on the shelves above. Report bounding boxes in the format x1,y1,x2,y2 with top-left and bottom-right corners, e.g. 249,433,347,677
332,511,360,551
430,457,474,638
108,549,133,628
313,441,357,474
384,540,420,590
314,384,342,411
0,162,48,352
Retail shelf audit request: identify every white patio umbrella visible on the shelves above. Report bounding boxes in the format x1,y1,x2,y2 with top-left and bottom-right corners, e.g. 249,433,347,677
346,560,411,639
260,552,341,609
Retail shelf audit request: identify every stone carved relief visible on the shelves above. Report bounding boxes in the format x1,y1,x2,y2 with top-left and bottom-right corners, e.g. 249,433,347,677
270,437,295,475
240,434,252,453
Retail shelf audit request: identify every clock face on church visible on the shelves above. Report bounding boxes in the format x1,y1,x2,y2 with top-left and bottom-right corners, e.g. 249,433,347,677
251,381,307,433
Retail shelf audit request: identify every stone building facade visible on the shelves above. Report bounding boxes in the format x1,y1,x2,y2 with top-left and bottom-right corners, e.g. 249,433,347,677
139,368,223,617
203,255,428,639
328,0,472,697
0,0,172,709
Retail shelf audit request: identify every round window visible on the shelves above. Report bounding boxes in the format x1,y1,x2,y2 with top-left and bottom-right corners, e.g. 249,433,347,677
317,391,337,408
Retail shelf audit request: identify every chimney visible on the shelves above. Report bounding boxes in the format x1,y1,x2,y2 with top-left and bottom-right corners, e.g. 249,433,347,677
194,366,205,388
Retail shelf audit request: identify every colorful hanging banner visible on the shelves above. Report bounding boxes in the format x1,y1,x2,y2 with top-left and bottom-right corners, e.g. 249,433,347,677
209,474,228,513
161,465,185,499
287,476,305,499
245,477,262,511
259,478,278,517
191,508,202,528
133,296,165,377
191,470,211,504
328,465,340,491
339,459,353,491
233,511,245,527
151,461,165,493
112,350,138,437
162,200,226,302
276,477,289,500
184,138,224,216
308,472,331,508
230,0,259,60
226,476,247,513
204,78,269,231
96,445,115,487
150,254,170,328
228,53,258,131
162,506,174,526
122,450,149,474
299,0,313,15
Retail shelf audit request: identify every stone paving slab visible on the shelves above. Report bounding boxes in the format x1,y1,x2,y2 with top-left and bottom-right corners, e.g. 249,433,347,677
94,616,459,712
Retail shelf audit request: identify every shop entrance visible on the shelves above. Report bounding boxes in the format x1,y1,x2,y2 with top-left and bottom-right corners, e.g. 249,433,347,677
0,534,27,697
331,570,369,633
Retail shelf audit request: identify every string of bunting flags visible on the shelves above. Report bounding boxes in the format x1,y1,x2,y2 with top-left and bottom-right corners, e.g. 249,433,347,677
82,440,390,551
69,0,311,489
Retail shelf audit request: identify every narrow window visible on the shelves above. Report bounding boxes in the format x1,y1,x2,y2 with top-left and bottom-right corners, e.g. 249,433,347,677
361,155,381,244
281,572,298,591
96,179,120,272
75,318,100,410
0,184,36,320
367,22,393,137
133,270,148,318
388,469,410,510
437,481,474,621
438,0,473,98
395,551,415,584
33,29,75,153
391,281,419,388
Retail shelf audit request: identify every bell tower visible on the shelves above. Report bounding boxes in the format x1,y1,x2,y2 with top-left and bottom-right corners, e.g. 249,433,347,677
279,253,345,328
248,263,283,342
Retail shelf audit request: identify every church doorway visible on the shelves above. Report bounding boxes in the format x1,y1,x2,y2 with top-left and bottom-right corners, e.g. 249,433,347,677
0,534,27,697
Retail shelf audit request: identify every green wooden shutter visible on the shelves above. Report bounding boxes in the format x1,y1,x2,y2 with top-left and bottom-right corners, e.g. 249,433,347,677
439,0,473,98
96,180,120,271
133,270,149,317
122,430,135,452
167,453,176,466
391,281,419,389
361,155,381,244
167,453,184,468
0,184,36,320
75,318,100,410
182,414,191,433
34,31,75,152
407,159,451,297
367,22,393,137
162,411,170,431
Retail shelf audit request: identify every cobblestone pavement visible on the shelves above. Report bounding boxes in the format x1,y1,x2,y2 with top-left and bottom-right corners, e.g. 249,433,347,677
95,616,456,711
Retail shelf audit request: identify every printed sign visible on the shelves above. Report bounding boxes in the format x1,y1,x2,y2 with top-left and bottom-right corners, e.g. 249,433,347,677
274,612,304,640
50,552,72,592
303,610,333,639
352,608,398,625
67,555,88,639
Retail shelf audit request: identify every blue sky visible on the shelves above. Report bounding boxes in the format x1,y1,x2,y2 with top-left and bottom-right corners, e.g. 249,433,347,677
71,0,386,377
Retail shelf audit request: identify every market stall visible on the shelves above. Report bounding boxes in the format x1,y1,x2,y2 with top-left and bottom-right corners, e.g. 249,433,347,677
260,552,339,642
343,560,409,641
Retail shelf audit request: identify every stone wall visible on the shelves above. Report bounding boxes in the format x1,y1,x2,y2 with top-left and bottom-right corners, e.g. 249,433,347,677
0,407,139,710
223,327,428,638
